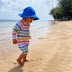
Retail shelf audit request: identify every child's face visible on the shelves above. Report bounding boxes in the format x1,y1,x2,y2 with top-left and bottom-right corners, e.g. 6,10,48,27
26,17,35,24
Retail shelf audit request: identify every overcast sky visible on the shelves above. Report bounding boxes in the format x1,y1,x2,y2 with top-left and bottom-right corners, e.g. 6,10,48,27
0,0,58,20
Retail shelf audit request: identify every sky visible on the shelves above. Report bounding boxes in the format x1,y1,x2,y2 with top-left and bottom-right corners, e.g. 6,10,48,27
0,0,58,20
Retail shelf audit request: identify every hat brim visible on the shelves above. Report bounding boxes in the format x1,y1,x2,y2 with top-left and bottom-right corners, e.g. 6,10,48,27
18,14,39,20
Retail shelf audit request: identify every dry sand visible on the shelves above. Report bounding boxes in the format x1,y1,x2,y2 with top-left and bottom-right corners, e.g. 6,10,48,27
0,21,72,72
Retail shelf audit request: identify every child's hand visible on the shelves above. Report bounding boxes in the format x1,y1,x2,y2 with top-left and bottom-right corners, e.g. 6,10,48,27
29,36,31,39
13,39,17,44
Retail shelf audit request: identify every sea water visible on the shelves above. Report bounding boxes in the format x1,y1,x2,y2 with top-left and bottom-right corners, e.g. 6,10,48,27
0,20,57,45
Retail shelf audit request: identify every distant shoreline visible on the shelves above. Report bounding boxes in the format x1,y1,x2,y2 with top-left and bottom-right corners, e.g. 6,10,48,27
0,20,20,21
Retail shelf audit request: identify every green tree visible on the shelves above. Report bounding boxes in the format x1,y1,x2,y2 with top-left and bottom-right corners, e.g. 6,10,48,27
49,0,72,20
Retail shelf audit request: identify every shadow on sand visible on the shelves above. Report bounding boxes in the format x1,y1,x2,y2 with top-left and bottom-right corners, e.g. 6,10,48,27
9,61,25,72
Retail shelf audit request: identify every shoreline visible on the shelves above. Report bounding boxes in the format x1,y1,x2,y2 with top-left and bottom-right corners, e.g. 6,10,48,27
0,21,72,72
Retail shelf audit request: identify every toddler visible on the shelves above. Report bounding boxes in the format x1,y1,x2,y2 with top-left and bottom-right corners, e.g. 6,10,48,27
12,7,39,65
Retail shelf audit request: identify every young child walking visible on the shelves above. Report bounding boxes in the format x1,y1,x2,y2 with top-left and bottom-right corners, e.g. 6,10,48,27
12,7,39,65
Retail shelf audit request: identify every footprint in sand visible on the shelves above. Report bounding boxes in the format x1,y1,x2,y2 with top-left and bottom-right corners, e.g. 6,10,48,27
13,62,17,64
36,59,42,61
31,59,42,61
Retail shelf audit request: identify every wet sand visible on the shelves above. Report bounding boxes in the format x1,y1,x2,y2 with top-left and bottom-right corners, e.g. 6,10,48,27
0,21,72,72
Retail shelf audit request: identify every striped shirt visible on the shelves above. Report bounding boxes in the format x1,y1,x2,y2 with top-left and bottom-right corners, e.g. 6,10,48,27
12,19,30,40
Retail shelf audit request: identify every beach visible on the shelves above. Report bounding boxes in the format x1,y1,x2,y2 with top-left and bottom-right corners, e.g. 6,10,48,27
0,21,72,72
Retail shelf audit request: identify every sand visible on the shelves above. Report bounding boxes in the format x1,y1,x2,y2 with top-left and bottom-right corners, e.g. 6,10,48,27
0,21,72,72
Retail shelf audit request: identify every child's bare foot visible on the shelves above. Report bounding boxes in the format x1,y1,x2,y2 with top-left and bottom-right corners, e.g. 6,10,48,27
17,59,22,65
23,58,30,62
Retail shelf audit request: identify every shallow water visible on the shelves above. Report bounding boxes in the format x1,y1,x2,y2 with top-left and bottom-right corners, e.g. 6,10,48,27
0,20,57,45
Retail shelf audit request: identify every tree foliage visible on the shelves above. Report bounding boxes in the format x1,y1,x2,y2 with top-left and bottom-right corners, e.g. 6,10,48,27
49,0,72,20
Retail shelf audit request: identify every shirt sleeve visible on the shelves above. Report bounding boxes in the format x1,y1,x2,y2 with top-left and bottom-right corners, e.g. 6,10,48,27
12,23,21,39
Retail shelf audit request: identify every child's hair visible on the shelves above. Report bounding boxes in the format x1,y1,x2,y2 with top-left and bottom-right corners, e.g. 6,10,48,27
23,18,26,21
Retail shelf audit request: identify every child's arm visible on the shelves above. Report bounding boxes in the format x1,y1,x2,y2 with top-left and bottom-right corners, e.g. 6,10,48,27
12,23,21,44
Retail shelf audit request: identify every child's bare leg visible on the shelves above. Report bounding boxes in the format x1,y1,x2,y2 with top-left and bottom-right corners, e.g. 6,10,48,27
23,54,30,61
17,53,26,65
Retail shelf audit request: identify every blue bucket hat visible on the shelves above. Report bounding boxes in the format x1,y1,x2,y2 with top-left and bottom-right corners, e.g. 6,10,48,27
18,7,39,20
